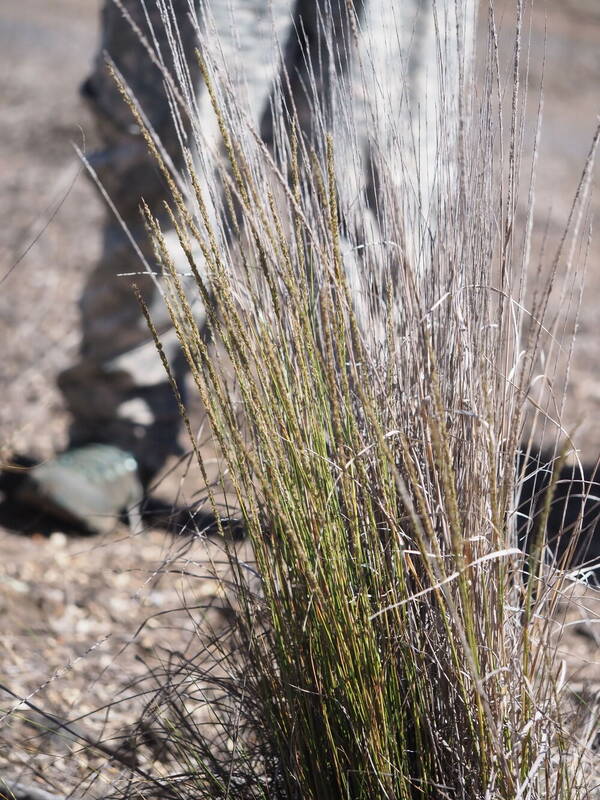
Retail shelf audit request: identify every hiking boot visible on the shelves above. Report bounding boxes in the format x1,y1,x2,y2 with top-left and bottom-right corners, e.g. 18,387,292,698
17,444,144,534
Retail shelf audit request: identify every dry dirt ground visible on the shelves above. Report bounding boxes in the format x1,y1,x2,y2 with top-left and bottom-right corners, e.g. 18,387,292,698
0,0,600,795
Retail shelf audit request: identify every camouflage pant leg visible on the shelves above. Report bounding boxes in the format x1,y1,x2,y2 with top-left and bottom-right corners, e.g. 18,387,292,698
58,0,297,477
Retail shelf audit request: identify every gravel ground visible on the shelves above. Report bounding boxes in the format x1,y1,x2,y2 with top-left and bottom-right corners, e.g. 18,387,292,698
0,0,599,794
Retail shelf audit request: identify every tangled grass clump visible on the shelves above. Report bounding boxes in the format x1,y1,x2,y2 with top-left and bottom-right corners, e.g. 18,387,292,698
110,2,600,797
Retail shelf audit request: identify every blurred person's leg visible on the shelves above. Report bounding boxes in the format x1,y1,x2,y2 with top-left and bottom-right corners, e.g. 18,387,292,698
334,0,476,326
59,0,201,482
359,0,476,259
263,0,476,333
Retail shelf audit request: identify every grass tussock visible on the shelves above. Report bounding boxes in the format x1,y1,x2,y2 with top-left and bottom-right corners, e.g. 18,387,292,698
112,2,599,798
